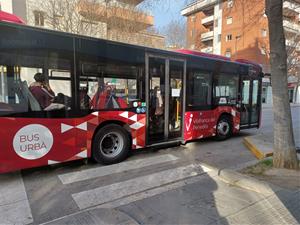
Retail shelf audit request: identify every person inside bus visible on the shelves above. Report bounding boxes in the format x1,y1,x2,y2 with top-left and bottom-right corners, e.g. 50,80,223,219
44,93,67,111
79,87,91,109
91,83,127,110
29,73,55,109
150,86,164,130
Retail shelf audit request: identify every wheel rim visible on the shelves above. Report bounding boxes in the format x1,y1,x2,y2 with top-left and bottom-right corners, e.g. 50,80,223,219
217,121,230,136
99,132,124,158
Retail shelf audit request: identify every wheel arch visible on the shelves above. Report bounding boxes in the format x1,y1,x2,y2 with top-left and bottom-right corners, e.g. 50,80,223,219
217,112,233,124
91,120,132,157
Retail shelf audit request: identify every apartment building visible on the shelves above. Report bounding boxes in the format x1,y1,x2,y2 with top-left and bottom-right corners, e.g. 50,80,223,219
181,0,300,103
0,0,165,48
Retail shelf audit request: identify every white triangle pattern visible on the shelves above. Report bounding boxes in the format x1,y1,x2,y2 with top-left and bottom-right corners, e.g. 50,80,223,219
231,109,236,117
75,150,88,158
132,138,137,145
119,111,129,119
92,112,99,116
76,122,87,131
61,123,74,133
129,114,137,122
130,122,144,130
48,160,60,165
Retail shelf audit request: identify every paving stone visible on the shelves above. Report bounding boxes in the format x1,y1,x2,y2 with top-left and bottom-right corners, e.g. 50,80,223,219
0,199,33,225
226,190,300,225
44,208,138,225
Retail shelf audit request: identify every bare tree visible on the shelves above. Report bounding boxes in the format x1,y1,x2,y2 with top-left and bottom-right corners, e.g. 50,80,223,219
37,0,105,38
160,19,186,49
265,0,299,169
35,0,165,48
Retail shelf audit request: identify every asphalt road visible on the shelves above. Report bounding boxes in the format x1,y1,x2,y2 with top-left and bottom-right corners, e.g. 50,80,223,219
1,105,299,225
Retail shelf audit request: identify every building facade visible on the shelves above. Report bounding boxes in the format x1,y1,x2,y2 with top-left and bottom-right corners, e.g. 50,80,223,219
0,0,165,49
182,0,300,103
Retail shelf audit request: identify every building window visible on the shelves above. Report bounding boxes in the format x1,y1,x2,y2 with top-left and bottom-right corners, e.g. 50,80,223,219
218,34,222,42
226,17,233,25
34,11,45,26
226,34,232,42
261,29,267,37
227,0,234,8
225,50,231,58
191,15,196,22
261,47,267,55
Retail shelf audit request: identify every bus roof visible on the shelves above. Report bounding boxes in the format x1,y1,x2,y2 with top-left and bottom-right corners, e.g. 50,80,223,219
0,20,261,74
175,49,231,61
0,11,25,24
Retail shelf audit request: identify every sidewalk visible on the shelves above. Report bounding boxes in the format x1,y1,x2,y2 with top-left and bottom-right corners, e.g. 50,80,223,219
41,166,300,225
243,132,300,160
262,103,300,109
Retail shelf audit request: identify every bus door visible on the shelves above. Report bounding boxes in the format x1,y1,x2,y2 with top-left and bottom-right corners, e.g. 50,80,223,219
146,54,186,144
240,76,261,128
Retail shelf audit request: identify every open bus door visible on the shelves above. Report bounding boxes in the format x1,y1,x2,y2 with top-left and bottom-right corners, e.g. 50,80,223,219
240,68,262,129
145,53,186,144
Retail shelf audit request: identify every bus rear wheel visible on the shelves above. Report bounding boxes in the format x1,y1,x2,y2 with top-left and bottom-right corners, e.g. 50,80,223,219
92,124,131,164
215,115,232,141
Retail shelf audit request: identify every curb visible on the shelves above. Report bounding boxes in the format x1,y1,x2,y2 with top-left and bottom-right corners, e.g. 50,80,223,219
218,168,281,197
243,137,273,159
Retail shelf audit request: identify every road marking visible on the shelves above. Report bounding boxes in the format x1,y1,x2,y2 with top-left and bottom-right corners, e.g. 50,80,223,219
0,172,33,225
59,154,179,184
100,171,217,209
72,163,212,210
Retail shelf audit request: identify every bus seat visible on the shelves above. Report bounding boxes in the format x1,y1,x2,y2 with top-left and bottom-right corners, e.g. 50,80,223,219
0,102,13,111
20,81,41,111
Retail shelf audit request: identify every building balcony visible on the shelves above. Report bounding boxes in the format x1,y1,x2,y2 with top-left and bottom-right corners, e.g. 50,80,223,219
286,39,300,51
202,15,214,26
181,0,217,16
77,0,153,32
201,31,214,41
283,19,300,34
201,46,213,53
283,1,300,17
117,0,144,6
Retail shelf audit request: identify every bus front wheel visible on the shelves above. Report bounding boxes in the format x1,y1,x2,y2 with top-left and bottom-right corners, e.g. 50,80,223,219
215,115,232,141
92,124,131,164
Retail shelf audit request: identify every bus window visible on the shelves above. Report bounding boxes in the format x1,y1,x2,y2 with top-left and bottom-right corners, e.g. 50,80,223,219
213,73,239,105
187,70,212,109
0,65,30,114
80,62,140,110
0,65,73,115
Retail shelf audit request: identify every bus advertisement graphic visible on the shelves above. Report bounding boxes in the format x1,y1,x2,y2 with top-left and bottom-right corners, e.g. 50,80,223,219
13,124,53,160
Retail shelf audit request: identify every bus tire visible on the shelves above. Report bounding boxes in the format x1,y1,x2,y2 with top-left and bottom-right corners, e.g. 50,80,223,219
92,124,131,164
215,115,232,141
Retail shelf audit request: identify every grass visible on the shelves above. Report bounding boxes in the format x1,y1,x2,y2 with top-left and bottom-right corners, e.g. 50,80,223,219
241,158,273,175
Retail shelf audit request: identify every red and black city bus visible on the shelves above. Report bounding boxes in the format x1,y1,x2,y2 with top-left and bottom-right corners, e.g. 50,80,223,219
0,21,262,173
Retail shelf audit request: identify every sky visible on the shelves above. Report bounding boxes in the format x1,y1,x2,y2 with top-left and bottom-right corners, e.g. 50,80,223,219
141,0,189,29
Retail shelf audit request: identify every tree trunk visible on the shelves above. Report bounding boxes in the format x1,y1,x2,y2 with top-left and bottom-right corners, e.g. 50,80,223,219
265,0,299,169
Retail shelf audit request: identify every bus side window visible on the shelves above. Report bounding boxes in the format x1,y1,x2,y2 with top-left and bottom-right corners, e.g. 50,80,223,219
80,62,140,110
186,68,212,109
213,73,239,105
